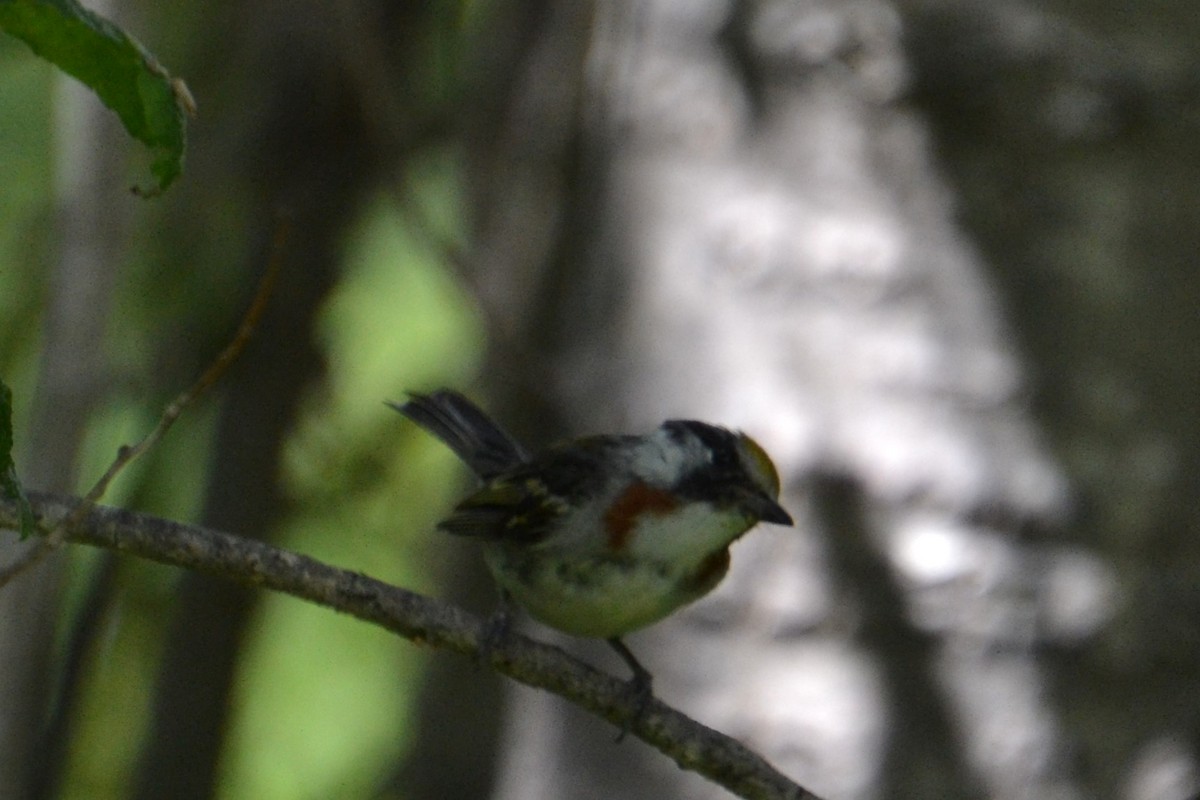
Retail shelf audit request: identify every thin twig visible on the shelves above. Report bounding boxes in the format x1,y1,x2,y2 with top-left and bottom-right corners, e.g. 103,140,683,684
78,218,287,513
0,492,822,800
0,219,289,590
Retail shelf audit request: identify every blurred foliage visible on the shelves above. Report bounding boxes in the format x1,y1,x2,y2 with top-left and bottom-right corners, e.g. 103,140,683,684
225,188,480,800
0,36,54,404
1,18,483,796
55,191,482,799
0,37,48,539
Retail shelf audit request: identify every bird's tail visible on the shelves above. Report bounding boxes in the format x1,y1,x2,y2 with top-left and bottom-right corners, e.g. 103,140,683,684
388,390,529,480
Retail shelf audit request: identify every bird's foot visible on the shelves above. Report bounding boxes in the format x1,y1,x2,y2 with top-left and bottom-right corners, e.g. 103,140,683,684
476,600,514,667
607,637,654,742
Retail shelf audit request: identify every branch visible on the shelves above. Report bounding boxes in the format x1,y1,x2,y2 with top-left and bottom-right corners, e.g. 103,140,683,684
0,492,822,800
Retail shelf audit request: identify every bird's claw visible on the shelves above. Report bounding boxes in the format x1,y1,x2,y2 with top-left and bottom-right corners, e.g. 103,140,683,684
614,668,654,742
476,605,514,666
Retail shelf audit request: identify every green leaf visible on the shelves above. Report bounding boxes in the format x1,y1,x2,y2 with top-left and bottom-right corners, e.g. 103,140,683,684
0,381,36,539
0,0,190,193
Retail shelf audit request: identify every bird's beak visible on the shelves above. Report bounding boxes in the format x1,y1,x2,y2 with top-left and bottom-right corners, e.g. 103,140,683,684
744,491,793,526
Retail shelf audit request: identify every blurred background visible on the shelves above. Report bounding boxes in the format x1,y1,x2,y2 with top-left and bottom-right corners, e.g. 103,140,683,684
0,1,1197,799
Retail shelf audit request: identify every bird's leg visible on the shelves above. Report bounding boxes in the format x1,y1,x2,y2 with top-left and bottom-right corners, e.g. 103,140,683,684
607,637,654,741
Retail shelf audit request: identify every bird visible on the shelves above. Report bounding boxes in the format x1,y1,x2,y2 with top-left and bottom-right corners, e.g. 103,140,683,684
389,389,793,712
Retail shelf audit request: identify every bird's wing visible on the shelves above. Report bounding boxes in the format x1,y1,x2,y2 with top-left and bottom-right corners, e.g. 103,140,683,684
437,478,569,543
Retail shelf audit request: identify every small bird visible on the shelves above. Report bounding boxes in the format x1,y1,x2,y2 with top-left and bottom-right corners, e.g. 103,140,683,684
389,389,793,706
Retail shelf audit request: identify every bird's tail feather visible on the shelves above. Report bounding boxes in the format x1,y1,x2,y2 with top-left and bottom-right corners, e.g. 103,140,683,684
389,390,528,480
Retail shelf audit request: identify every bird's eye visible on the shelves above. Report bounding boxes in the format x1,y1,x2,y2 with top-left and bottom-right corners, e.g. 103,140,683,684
710,441,738,470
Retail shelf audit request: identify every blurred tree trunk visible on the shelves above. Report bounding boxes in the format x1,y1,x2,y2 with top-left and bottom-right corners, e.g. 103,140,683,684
0,44,130,798
457,1,1094,798
904,3,1200,798
129,2,391,795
